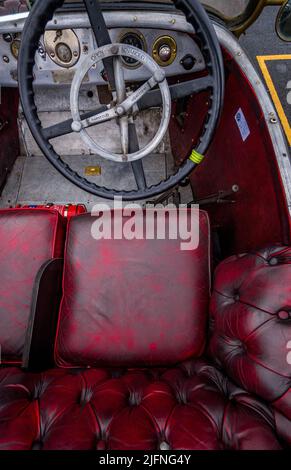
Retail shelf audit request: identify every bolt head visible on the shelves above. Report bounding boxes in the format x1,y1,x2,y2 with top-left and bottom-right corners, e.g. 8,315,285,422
153,69,165,83
116,106,125,116
71,121,82,132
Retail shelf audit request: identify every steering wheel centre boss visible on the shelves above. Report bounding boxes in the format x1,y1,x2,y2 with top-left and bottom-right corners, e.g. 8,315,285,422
70,43,171,163
18,0,225,200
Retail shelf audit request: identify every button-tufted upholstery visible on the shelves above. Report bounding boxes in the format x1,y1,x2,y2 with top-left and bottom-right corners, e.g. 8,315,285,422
55,211,211,368
0,360,283,450
209,246,291,444
0,209,65,364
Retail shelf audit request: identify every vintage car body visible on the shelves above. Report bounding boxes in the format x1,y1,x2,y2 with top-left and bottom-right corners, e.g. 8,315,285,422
0,0,290,451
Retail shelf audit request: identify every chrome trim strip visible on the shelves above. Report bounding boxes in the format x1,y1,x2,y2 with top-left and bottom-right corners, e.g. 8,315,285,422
0,11,192,33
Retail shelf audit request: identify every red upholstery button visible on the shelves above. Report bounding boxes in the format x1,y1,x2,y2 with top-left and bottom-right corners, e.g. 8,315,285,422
159,441,170,450
96,440,106,450
278,310,290,320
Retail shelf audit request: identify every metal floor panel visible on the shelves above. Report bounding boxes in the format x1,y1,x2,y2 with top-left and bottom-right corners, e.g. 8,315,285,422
0,153,169,209
0,156,26,208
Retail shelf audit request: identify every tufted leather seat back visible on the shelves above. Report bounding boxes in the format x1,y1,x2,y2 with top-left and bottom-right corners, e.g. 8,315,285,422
55,210,211,368
0,209,65,364
209,246,291,442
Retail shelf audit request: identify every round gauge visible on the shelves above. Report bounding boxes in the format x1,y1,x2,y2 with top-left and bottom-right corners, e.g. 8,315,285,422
10,39,21,60
120,31,146,67
44,29,80,69
56,42,72,64
152,36,177,67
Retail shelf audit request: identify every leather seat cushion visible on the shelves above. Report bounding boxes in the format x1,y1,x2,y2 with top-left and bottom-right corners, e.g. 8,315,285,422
55,210,211,368
209,246,291,426
0,359,283,450
0,209,65,364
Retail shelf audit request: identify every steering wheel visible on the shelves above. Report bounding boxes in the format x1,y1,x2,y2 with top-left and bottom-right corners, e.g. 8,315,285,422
19,0,224,201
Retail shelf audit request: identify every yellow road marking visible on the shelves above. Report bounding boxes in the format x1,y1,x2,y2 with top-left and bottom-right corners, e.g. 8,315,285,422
257,54,291,146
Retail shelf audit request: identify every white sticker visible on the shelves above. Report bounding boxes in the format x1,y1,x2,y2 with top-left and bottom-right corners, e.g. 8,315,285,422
235,108,250,142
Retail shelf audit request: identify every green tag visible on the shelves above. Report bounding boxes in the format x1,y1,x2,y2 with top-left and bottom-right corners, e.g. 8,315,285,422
189,149,205,165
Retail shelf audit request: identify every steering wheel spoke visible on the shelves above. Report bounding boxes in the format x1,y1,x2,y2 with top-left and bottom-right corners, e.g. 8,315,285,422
42,106,108,140
119,116,129,155
131,160,147,190
138,76,214,111
43,75,213,141
113,56,129,155
77,105,117,129
128,121,146,190
83,0,115,89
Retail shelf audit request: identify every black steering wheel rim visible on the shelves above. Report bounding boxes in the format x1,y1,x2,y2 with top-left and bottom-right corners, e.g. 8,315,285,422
18,0,224,201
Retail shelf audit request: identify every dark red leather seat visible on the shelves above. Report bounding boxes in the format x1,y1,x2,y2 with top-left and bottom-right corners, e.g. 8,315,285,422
0,209,289,450
55,211,210,368
0,208,65,364
209,246,291,446
0,360,282,450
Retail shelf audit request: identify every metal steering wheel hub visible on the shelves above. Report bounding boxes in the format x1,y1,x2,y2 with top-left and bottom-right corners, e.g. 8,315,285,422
70,42,171,163
18,0,225,201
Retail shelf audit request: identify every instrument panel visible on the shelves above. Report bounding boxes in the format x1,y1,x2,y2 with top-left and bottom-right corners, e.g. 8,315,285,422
0,25,205,86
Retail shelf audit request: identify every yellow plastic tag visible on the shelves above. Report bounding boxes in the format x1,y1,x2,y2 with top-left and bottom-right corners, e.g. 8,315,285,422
85,166,101,176
189,150,205,165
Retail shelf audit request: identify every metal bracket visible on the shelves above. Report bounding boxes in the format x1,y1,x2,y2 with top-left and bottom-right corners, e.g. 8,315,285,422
190,185,240,206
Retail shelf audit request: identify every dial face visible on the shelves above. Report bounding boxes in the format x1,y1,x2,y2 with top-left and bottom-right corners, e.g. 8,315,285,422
152,36,177,67
56,42,72,64
120,32,145,67
44,29,80,69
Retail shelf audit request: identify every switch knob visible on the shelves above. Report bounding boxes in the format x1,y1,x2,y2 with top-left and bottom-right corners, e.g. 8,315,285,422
181,54,196,71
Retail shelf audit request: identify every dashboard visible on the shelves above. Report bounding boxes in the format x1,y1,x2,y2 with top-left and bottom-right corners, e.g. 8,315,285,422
0,10,205,87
